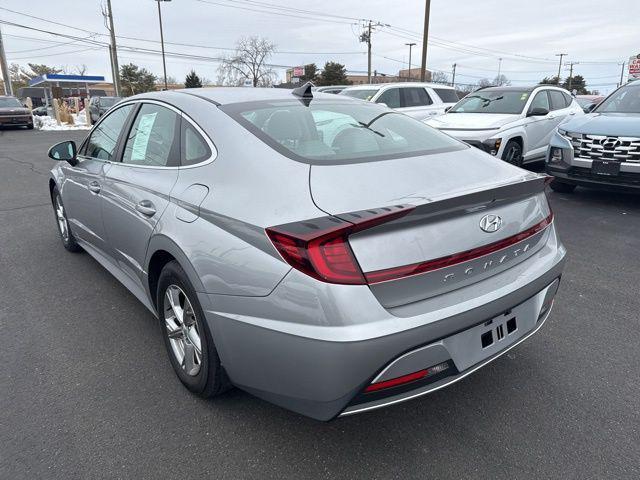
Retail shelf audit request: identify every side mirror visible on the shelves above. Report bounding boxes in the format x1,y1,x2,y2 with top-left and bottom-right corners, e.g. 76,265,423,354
527,107,549,117
445,106,452,112
48,141,78,166
586,103,597,113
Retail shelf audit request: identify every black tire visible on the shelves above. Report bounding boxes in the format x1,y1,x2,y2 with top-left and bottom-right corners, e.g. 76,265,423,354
549,179,577,193
27,123,34,130
501,139,523,167
51,186,82,252
157,260,231,397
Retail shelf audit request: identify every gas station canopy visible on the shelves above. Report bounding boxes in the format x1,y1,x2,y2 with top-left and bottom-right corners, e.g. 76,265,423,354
28,74,107,98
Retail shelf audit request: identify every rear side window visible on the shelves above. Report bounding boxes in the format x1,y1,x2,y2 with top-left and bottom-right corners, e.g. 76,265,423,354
402,88,432,107
376,88,401,108
549,90,568,110
122,103,180,167
433,88,459,103
84,104,133,160
181,122,212,166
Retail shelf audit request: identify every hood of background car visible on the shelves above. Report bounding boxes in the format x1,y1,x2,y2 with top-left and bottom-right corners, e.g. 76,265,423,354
0,107,31,116
426,113,520,131
560,112,640,136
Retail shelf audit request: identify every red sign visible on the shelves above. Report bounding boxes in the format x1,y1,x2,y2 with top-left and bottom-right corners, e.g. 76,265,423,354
629,55,640,80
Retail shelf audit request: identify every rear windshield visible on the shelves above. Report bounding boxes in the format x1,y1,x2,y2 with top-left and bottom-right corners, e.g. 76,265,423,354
100,97,119,107
221,100,465,165
595,85,640,114
0,98,22,108
450,89,530,114
339,89,378,101
433,88,460,103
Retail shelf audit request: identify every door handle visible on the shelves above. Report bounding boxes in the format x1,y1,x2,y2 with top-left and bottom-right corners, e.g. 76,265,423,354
88,181,101,194
135,200,156,217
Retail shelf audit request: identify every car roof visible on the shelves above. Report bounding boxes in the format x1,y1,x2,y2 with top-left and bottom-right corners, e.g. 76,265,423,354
134,87,360,106
344,82,455,91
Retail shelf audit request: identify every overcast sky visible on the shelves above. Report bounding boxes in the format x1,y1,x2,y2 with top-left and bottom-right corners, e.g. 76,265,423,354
1,0,638,94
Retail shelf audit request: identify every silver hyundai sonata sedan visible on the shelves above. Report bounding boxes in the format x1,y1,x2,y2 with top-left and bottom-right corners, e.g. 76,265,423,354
47,84,566,420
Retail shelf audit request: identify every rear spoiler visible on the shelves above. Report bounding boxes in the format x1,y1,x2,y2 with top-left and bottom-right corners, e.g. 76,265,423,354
369,174,551,222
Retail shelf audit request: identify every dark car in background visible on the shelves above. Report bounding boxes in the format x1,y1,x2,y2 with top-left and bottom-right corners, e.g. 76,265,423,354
546,81,640,192
88,96,122,122
0,96,34,129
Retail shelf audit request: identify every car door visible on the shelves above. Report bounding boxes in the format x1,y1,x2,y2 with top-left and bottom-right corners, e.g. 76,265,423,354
60,103,134,254
100,101,180,286
398,87,437,120
523,90,552,159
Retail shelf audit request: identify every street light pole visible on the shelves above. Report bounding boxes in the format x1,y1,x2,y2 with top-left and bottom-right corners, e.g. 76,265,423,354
155,0,171,90
405,43,416,81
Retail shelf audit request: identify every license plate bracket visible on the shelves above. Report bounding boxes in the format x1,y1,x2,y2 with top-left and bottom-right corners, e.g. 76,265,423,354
591,159,620,176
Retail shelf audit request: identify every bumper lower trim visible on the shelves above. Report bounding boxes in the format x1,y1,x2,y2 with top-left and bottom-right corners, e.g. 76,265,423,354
339,302,554,417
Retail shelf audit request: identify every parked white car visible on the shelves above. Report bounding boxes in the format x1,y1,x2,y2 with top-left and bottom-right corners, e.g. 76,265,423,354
339,82,459,121
426,85,584,166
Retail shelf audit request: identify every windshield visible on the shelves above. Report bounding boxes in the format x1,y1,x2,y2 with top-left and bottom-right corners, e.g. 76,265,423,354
450,90,530,114
0,98,23,108
340,89,378,101
595,85,640,114
222,100,465,165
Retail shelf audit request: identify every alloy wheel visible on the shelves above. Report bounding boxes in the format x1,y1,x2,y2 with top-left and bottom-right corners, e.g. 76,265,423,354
163,285,202,376
54,194,69,241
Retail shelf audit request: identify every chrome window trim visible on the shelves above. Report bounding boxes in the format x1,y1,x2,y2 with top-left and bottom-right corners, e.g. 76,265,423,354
79,102,136,165
95,98,217,170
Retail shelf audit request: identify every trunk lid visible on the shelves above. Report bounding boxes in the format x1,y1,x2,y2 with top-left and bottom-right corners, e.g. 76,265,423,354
309,148,552,307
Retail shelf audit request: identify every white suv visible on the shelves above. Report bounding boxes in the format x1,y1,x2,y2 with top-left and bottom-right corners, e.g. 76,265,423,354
339,82,459,121
426,85,584,166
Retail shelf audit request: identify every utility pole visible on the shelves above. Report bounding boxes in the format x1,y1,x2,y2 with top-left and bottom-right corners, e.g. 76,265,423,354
420,0,431,82
359,20,384,84
0,24,13,96
155,0,171,90
451,63,457,87
497,58,503,85
405,42,416,81
567,62,578,90
555,53,567,85
106,0,121,96
619,62,626,87
367,21,372,83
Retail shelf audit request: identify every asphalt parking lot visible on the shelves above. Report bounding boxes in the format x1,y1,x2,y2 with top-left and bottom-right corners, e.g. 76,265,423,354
1,128,639,479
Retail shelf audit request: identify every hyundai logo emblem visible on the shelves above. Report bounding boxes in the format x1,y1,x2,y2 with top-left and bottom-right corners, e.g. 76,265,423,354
602,138,621,151
479,214,503,233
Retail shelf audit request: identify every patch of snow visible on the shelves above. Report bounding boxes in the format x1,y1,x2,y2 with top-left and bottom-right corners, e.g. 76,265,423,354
34,113,91,131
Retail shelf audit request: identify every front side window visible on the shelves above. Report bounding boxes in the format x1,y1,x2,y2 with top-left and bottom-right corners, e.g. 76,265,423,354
450,89,530,114
376,88,401,108
85,104,133,160
402,88,432,107
529,91,550,112
222,100,465,165
595,85,640,114
122,104,180,167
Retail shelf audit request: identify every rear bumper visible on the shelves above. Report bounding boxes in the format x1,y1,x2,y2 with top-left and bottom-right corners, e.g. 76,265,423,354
200,229,566,421
0,115,32,126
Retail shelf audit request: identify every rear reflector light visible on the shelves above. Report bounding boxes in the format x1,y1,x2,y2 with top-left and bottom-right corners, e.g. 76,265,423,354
364,213,554,284
266,205,414,285
365,361,451,393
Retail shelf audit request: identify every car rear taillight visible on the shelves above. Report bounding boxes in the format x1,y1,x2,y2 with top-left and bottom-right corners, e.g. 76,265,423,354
266,205,414,285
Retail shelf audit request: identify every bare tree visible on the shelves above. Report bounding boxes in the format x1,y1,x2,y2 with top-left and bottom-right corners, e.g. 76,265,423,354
218,36,276,87
431,71,450,85
75,64,88,76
